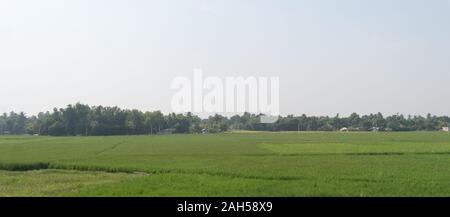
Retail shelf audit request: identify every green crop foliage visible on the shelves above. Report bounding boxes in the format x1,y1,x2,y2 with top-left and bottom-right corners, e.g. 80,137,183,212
0,132,449,196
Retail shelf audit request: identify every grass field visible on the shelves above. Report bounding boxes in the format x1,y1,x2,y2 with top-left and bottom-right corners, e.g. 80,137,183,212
1,132,450,196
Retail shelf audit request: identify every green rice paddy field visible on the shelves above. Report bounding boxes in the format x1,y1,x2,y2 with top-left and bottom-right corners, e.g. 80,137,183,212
0,132,449,196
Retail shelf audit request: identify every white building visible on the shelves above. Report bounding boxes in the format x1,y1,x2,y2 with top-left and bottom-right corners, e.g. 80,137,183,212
443,127,449,132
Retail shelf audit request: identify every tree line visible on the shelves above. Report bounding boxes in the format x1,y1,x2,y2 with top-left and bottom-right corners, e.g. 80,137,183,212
0,103,449,136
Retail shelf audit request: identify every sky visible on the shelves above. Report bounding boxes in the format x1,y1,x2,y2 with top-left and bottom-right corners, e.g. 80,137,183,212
1,0,449,117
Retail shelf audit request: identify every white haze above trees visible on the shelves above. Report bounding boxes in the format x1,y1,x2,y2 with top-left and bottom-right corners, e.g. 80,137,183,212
1,0,450,116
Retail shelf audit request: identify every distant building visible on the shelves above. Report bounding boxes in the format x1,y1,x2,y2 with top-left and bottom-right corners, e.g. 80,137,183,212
442,127,449,132
340,127,349,132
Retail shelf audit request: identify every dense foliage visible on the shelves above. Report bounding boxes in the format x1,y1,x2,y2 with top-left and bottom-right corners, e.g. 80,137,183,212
1,133,450,196
0,103,449,136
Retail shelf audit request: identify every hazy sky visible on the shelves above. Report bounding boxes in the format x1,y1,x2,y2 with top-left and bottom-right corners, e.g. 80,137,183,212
1,0,449,116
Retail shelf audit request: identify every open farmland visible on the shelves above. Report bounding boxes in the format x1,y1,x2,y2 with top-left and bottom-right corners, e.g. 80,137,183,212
0,132,450,196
